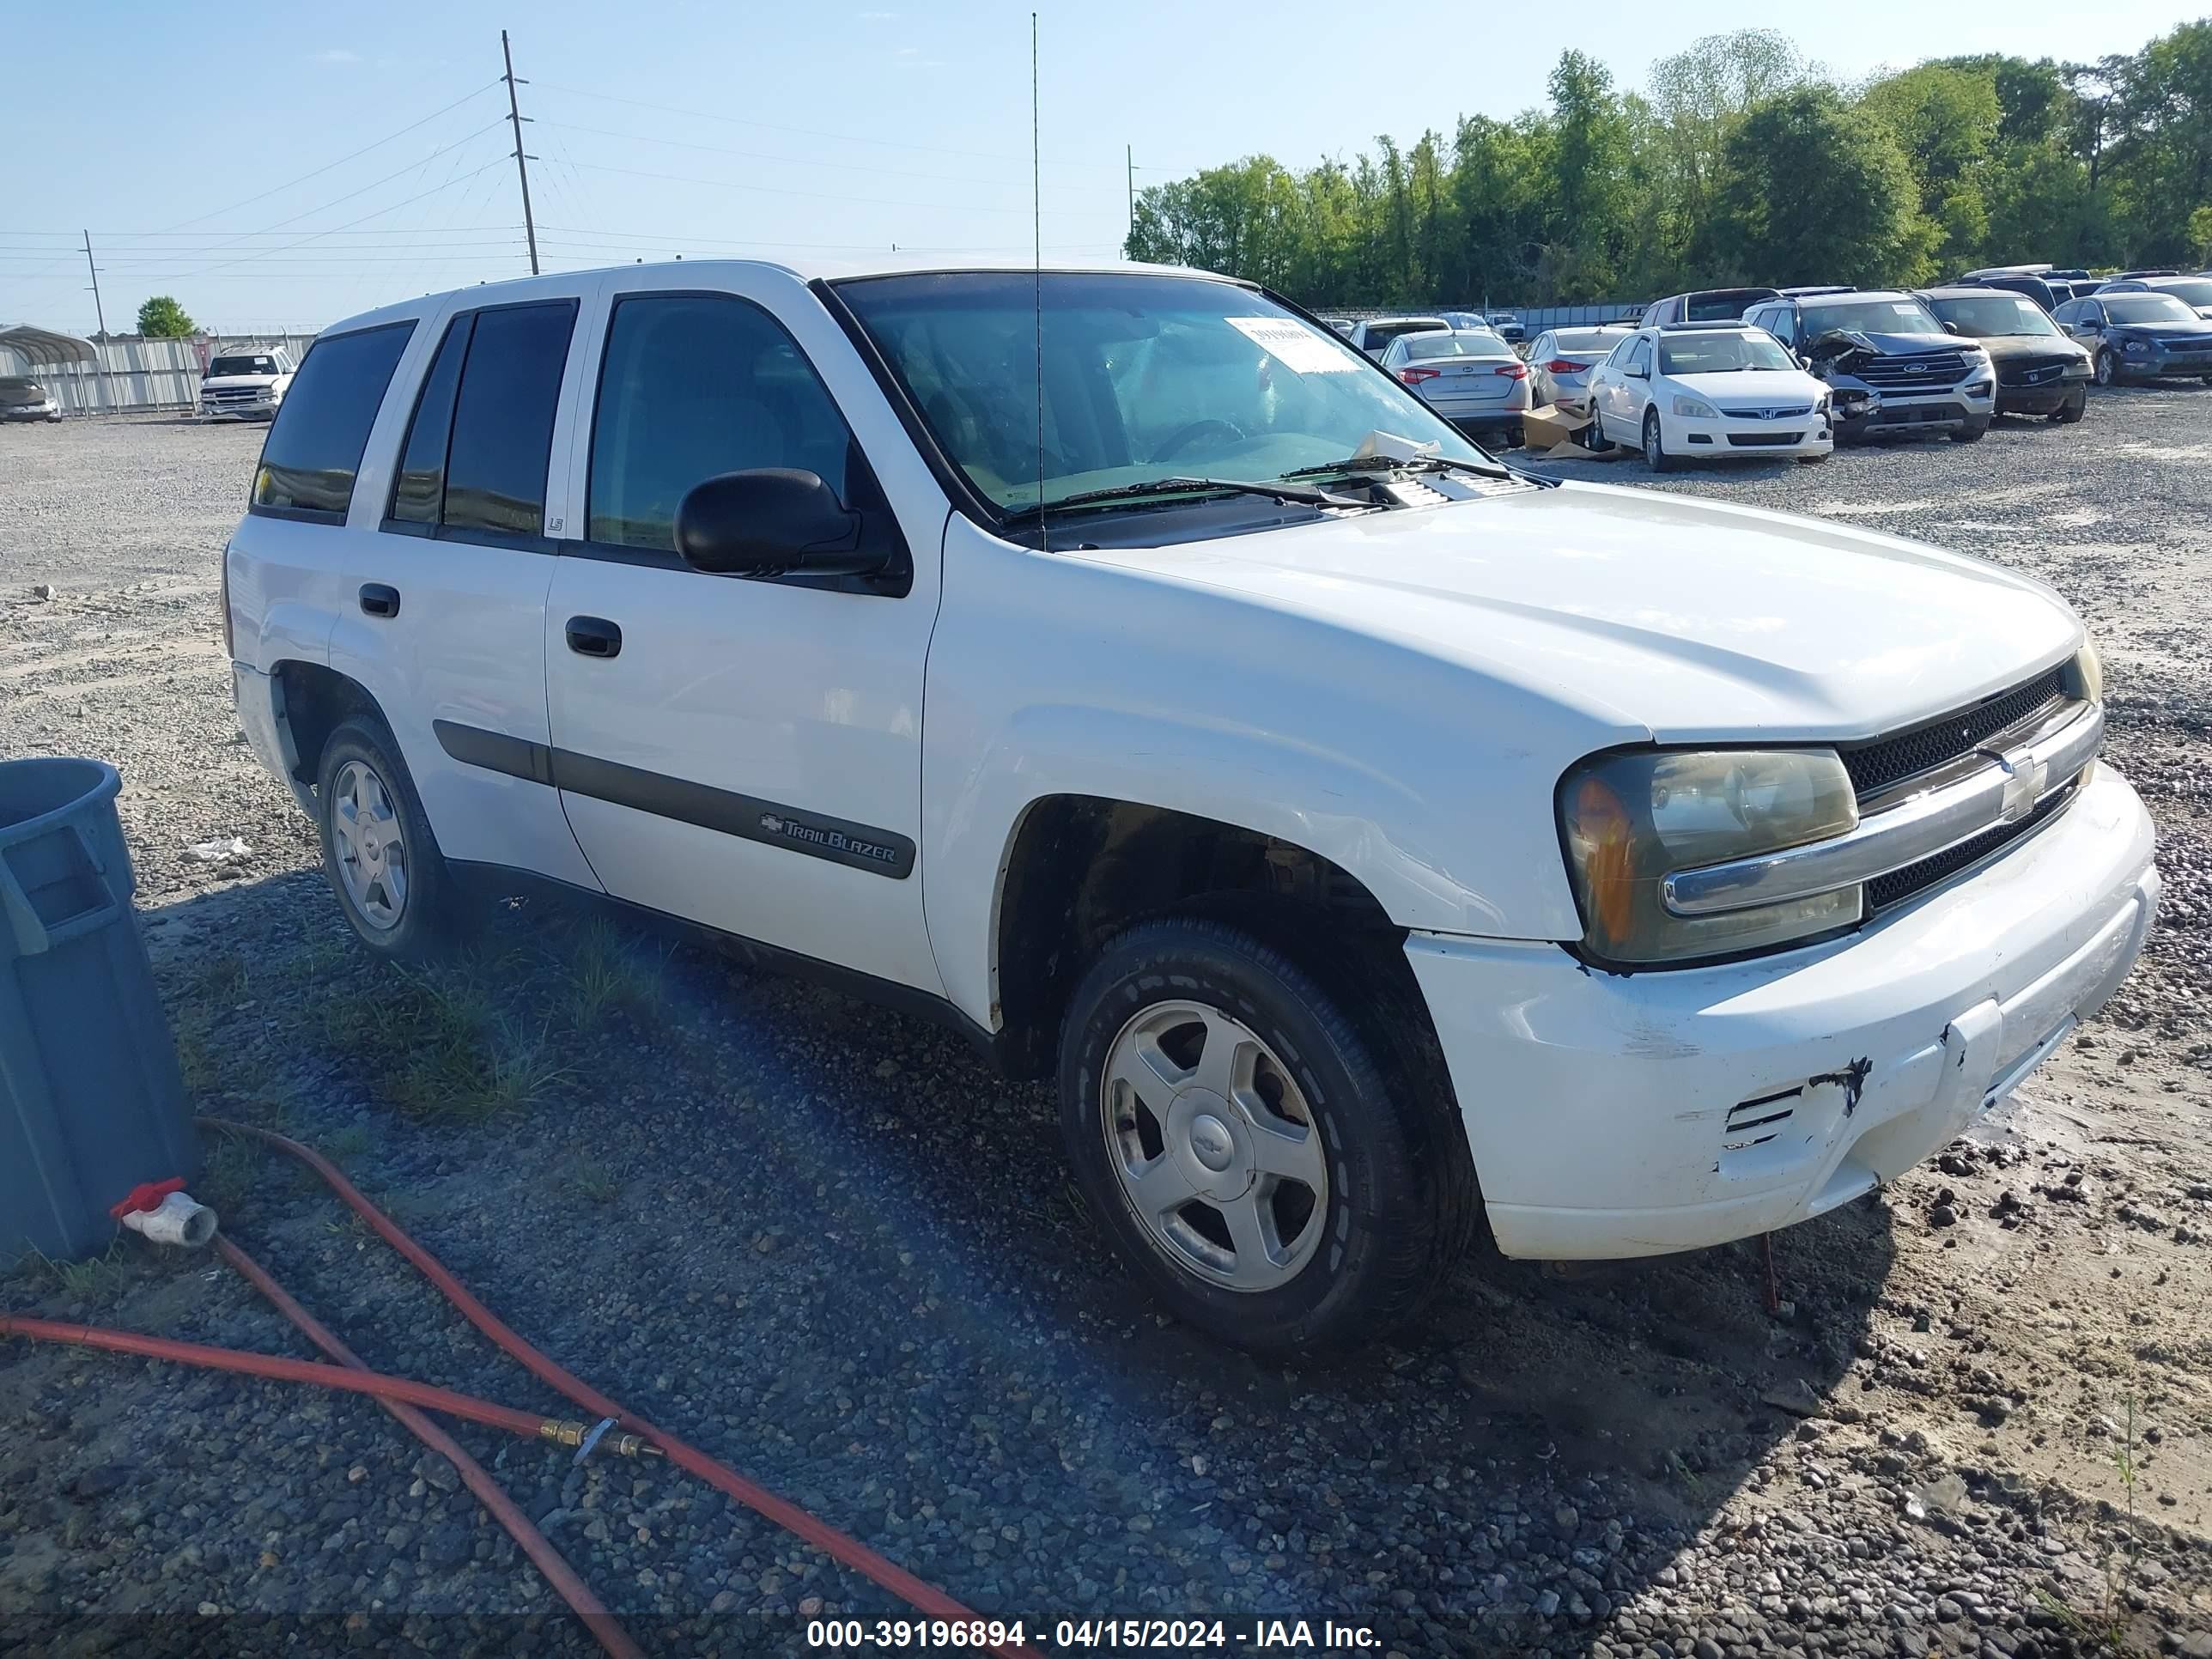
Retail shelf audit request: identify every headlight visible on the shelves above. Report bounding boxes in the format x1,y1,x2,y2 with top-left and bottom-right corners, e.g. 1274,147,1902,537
1671,395,1718,419
2124,341,2148,354
1559,750,1861,965
2069,639,2103,703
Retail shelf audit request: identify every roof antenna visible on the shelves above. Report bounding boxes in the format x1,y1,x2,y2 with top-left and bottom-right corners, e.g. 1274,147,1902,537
1030,10,1047,554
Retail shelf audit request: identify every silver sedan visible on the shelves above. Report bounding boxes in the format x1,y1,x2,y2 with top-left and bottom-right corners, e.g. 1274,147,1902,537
1378,328,1529,445
1525,325,1639,413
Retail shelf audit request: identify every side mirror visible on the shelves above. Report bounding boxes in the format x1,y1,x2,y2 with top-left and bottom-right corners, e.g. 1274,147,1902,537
675,469,884,579
1942,321,1961,335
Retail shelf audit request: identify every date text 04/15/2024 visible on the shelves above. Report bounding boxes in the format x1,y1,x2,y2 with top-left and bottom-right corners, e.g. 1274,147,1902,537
804,1620,1382,1650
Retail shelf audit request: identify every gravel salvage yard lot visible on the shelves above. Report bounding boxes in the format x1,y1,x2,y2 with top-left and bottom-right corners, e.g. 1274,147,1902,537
2,401,2210,1658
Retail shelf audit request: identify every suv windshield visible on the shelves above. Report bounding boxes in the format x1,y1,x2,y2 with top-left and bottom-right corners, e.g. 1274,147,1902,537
1927,295,2058,337
1798,298,1945,339
835,272,1480,514
209,355,279,376
2104,295,2199,325
1657,332,1799,374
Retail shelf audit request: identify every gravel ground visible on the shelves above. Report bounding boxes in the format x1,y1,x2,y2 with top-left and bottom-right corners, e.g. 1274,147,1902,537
2,400,2209,1658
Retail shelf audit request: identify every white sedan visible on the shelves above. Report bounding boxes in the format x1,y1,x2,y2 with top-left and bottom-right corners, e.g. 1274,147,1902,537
1588,323,1833,470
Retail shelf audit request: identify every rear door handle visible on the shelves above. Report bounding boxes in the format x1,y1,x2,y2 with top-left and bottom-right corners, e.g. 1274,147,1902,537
358,583,400,618
565,616,622,659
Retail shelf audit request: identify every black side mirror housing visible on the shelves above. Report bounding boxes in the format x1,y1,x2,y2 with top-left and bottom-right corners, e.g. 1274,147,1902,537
676,469,885,579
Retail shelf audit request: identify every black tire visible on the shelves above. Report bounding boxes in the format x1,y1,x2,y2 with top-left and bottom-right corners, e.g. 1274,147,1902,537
2053,388,2087,425
1503,423,1524,450
313,716,465,962
1056,917,1477,1355
1641,408,1679,472
1948,418,1990,443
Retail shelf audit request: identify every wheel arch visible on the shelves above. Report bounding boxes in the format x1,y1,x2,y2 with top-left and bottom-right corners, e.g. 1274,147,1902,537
986,793,1421,1082
270,659,387,787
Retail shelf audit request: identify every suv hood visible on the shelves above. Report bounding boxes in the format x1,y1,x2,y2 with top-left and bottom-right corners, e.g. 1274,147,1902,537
1073,483,2080,744
200,373,283,389
1808,328,1963,360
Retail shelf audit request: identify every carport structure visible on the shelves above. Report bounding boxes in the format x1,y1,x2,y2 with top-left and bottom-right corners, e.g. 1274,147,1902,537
0,325,106,413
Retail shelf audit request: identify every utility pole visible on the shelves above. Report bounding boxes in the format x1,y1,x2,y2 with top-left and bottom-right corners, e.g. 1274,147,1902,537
82,231,107,337
501,30,540,276
1126,146,1135,248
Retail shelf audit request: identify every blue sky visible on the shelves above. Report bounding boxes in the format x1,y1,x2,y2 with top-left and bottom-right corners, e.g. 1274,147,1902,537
0,0,2192,333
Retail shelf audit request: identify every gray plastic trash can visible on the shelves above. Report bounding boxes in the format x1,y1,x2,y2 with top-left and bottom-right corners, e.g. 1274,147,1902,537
0,757,197,1264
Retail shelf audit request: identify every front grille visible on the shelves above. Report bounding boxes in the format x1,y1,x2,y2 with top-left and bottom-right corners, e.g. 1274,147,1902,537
1868,782,2075,911
1839,668,2067,798
2160,337,2212,352
1853,350,1970,388
203,386,267,405
1726,431,1805,447
1999,356,2074,387
1720,404,1814,419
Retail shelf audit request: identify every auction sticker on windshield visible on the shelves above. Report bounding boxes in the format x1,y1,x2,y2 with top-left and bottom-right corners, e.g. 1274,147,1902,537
1224,315,1360,374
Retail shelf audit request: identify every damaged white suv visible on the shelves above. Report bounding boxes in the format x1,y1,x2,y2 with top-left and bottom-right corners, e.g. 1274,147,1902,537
225,259,2158,1352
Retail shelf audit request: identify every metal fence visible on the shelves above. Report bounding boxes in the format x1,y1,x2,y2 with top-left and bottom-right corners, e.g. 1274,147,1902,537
0,334,321,415
1327,302,1644,331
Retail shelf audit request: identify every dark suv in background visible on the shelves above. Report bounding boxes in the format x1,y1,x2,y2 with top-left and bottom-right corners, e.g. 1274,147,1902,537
1917,288,2092,422
1744,289,1996,441
1640,287,1779,326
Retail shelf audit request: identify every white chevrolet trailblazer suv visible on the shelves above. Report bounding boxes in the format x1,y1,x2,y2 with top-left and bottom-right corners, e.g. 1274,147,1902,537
226,259,2159,1353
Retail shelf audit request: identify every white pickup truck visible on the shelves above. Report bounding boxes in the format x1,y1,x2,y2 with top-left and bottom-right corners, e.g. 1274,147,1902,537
198,346,296,421
225,258,2159,1352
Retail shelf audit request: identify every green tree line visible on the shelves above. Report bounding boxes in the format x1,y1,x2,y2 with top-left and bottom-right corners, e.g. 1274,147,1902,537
1124,23,2212,307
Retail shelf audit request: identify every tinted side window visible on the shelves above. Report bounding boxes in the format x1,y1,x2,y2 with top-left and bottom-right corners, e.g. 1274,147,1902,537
252,322,414,516
588,292,855,552
388,314,472,525
1627,339,1653,374
442,301,576,538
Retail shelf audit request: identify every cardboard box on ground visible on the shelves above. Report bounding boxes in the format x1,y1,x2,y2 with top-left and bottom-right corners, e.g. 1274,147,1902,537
1522,403,1630,462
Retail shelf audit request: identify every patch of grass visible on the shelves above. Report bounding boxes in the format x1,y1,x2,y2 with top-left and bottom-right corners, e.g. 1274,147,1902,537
565,1153,623,1206
173,1025,219,1097
197,1130,260,1212
33,1243,133,1307
562,919,665,1030
316,966,568,1122
322,1124,373,1160
187,951,252,1006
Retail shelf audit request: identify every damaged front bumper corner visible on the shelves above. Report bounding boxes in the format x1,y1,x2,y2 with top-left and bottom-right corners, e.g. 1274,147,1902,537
1403,765,2158,1261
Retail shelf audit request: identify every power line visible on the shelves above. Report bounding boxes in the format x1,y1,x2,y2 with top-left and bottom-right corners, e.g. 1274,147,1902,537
533,78,1129,175
154,81,503,233
535,119,1092,194
563,159,1088,217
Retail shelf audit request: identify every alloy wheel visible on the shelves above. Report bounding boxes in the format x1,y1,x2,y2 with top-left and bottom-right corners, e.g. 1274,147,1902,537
330,759,409,930
1098,1000,1328,1293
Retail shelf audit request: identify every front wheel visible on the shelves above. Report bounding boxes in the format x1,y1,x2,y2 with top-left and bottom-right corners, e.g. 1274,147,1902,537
2093,349,2114,387
1948,419,1990,443
314,716,465,961
1057,918,1476,1354
1642,408,1679,472
2053,388,2087,425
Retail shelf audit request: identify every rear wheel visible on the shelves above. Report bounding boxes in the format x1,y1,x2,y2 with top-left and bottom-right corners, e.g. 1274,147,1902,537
1057,918,1477,1355
314,717,465,962
1642,408,1679,472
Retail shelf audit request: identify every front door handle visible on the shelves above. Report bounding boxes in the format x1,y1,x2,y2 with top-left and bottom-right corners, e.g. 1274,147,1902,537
358,583,400,618
565,616,622,659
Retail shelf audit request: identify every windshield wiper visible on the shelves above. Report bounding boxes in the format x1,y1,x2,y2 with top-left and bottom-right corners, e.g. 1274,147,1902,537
1279,452,1511,483
1000,475,1366,525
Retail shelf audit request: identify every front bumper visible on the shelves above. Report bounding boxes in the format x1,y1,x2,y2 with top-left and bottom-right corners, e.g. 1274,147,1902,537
0,403,60,422
2118,349,2212,379
1405,764,2157,1261
1666,410,1832,459
201,398,279,420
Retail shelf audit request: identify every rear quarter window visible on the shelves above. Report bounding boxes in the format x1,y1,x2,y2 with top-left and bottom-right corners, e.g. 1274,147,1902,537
252,321,415,518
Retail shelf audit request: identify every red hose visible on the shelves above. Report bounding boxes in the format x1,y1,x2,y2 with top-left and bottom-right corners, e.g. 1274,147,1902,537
215,1237,642,1659
199,1119,1038,1659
